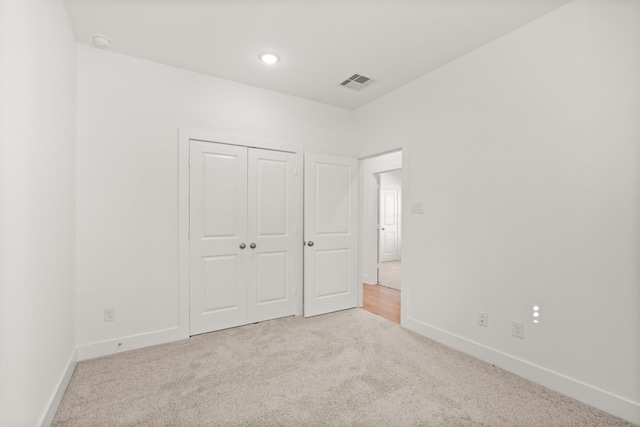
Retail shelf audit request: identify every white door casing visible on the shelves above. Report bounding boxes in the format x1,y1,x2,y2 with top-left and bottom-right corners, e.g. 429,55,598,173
379,187,400,262
304,153,358,317
189,141,296,335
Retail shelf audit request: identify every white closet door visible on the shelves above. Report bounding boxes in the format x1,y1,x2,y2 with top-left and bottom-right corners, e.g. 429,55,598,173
189,141,297,335
247,148,297,323
304,153,358,317
189,141,248,335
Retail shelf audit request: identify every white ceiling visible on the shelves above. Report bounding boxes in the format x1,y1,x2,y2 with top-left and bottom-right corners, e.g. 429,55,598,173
64,0,571,110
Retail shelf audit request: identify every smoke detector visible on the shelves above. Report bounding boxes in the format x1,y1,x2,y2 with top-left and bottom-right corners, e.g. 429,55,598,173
339,74,376,91
92,34,112,49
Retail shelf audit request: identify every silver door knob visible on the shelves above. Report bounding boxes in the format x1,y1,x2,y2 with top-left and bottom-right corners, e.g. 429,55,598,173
239,243,246,249
307,241,314,247
250,243,256,249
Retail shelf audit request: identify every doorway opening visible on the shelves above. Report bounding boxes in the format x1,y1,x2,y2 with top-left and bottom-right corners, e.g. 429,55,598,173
360,150,403,324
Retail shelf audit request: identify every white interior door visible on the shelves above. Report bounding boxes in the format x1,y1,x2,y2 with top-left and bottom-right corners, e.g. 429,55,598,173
190,141,248,334
190,141,296,335
379,187,400,262
304,153,358,317
247,148,296,323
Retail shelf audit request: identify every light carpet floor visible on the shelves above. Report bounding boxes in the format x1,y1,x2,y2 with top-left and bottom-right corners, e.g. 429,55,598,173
53,309,631,426
379,260,401,291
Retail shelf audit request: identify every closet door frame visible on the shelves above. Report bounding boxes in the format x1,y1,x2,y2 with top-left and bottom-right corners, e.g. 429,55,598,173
178,129,304,338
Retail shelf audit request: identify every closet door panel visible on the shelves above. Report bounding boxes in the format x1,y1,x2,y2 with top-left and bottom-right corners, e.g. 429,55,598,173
189,141,248,335
247,149,296,323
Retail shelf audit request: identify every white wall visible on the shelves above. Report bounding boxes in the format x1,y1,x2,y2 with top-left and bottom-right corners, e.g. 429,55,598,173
355,0,639,423
360,152,402,285
0,0,77,425
75,45,356,356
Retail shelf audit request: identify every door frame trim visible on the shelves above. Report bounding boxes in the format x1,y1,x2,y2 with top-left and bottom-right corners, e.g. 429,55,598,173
178,128,304,338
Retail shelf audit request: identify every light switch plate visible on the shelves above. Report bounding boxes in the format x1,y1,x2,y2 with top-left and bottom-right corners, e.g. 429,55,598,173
411,202,425,214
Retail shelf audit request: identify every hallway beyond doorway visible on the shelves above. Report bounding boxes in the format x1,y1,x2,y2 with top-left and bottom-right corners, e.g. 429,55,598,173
378,260,401,290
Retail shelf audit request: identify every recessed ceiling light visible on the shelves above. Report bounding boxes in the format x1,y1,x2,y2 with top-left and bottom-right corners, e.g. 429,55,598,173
92,34,112,49
259,52,280,65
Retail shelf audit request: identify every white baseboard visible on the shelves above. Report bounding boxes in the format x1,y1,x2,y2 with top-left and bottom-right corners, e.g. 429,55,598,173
40,348,77,427
77,327,186,361
403,316,640,426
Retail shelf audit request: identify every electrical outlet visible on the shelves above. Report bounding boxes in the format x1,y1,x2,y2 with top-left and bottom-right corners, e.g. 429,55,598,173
512,320,524,339
104,308,115,322
478,311,488,327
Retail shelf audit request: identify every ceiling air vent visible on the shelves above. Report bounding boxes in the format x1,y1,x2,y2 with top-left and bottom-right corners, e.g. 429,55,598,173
339,74,376,91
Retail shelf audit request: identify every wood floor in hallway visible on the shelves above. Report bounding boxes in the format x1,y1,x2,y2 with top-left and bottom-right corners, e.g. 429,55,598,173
362,283,400,324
